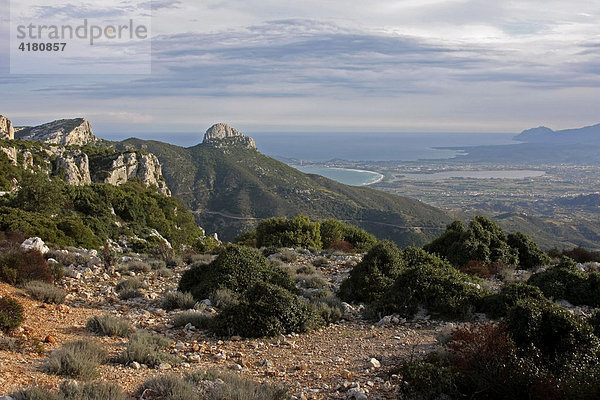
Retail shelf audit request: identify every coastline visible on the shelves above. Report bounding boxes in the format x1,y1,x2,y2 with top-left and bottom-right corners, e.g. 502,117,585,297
292,165,384,186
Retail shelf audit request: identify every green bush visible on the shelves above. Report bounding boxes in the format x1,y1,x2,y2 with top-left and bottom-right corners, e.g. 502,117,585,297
44,340,107,380
507,299,599,370
379,256,484,319
118,331,178,367
482,282,547,318
162,291,197,311
24,281,67,304
527,257,600,306
590,311,600,337
338,240,403,303
157,267,174,278
210,288,240,309
255,215,322,250
86,314,133,337
278,249,298,263
398,356,455,400
119,289,144,300
136,374,196,400
178,245,295,301
319,218,376,252
424,217,519,267
212,281,323,338
507,232,550,269
0,296,24,332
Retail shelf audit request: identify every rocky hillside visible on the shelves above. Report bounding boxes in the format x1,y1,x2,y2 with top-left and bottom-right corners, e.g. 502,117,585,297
120,124,453,246
15,118,98,146
515,122,600,144
0,115,170,195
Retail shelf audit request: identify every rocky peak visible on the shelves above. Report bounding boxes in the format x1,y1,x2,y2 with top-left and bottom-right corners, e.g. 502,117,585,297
0,115,14,140
203,123,256,149
17,118,98,146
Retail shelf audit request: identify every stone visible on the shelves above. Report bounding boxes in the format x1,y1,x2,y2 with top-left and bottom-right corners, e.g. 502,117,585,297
203,123,257,149
131,361,141,370
158,363,172,370
44,335,56,344
21,237,49,254
54,150,91,185
0,396,15,400
231,363,243,371
368,358,381,368
0,115,14,140
17,118,97,145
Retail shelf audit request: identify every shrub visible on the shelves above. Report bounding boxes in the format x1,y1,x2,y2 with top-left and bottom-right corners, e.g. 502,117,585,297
157,268,174,278
255,215,322,250
86,314,133,337
162,291,197,311
172,311,213,329
0,249,53,285
507,232,550,269
178,245,295,301
119,289,144,300
311,295,343,325
338,240,403,303
379,258,484,319
398,355,455,400
136,374,196,400
483,282,547,318
507,299,599,370
311,257,329,267
528,257,600,306
328,240,354,253
118,331,178,367
278,249,298,263
296,264,316,275
125,261,151,273
319,219,376,252
424,217,519,268
115,278,147,292
210,288,240,309
149,259,167,270
590,311,600,337
212,281,323,338
459,260,493,278
0,296,24,332
295,273,328,290
186,369,290,400
24,281,66,304
12,382,125,400
44,340,107,380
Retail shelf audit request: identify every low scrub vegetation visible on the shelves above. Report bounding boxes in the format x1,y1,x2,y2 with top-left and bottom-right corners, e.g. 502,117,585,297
44,340,107,380
171,310,213,329
118,331,178,367
137,370,289,400
162,291,197,311
0,296,24,332
12,381,125,400
86,314,133,337
24,281,66,304
115,278,147,292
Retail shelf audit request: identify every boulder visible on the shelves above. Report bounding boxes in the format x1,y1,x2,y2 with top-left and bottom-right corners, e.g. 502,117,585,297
21,237,49,254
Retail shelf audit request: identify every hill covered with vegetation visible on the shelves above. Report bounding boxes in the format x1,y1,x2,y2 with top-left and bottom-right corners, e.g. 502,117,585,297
119,131,453,246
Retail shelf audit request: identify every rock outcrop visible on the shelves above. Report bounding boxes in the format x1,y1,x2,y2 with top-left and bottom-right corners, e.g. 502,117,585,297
94,152,171,196
54,150,92,185
17,118,98,146
203,123,256,149
0,115,14,140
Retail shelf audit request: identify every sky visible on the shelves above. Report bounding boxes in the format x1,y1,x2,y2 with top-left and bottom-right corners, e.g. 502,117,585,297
0,0,599,142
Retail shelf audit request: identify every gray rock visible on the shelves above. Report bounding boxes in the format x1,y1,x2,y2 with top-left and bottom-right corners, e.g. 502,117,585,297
368,358,381,368
54,150,91,185
17,118,97,146
21,237,49,254
0,115,14,140
203,123,257,149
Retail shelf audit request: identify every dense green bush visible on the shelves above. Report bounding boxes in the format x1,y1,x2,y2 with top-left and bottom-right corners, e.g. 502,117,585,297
319,218,376,252
212,281,322,338
528,257,600,306
379,256,484,319
483,282,547,318
118,331,178,367
44,340,107,380
178,245,295,300
255,215,322,250
338,240,403,303
0,296,24,332
424,217,520,268
86,314,133,337
24,281,66,304
507,232,550,269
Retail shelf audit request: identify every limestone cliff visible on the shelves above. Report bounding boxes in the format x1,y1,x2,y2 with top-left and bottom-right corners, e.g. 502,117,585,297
16,118,98,146
93,152,171,196
0,115,14,140
54,150,92,185
203,123,256,149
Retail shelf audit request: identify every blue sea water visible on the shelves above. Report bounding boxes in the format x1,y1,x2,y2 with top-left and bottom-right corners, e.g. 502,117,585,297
250,132,517,162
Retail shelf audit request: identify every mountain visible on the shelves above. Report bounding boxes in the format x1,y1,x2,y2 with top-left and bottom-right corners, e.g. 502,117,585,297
119,124,453,245
515,123,600,143
15,118,98,146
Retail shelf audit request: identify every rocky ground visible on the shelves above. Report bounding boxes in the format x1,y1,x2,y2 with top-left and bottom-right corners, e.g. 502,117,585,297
0,248,454,400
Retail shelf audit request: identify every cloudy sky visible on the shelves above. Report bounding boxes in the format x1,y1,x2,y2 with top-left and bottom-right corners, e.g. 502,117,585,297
1,0,599,141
